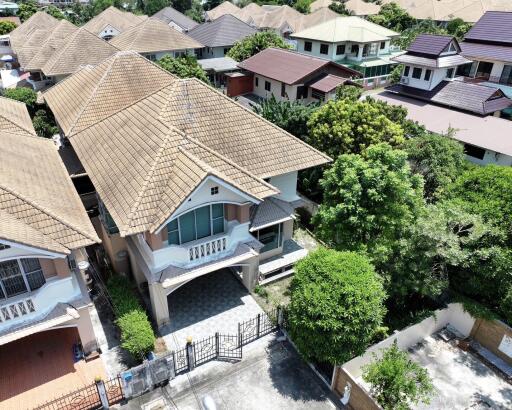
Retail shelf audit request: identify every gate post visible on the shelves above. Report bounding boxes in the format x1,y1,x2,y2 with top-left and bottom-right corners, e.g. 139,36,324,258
171,351,177,376
256,313,261,339
277,306,284,328
95,378,109,409
215,332,220,358
238,322,242,347
186,337,195,371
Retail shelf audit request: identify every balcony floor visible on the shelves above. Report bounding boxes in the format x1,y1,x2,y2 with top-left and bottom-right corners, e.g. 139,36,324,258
0,327,106,410
160,269,263,350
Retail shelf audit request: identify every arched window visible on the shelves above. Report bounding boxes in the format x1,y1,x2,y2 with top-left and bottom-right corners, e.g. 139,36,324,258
167,204,225,246
0,258,45,299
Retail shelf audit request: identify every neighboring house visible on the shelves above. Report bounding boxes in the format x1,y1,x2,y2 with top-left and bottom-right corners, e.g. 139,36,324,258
110,18,202,61
197,56,239,87
310,0,512,24
83,6,147,40
377,34,512,165
291,16,401,87
13,19,119,90
188,14,257,59
0,96,100,359
458,11,512,111
151,6,199,32
43,51,330,328
0,1,18,14
236,47,361,103
310,0,380,18
8,11,59,51
205,1,340,38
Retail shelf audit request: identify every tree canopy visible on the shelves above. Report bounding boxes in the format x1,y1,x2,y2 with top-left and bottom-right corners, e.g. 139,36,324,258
0,21,17,35
226,31,291,62
328,0,353,16
368,3,415,31
313,143,424,268
363,341,434,410
3,88,37,115
404,132,466,201
18,1,38,22
287,248,386,364
253,94,318,139
306,99,405,157
157,55,209,83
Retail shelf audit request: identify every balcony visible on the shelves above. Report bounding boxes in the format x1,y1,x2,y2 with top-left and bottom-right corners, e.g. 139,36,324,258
0,272,82,333
135,220,254,271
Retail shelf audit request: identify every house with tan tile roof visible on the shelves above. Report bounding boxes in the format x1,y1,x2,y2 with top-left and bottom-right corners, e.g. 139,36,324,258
43,51,330,327
9,11,59,50
110,18,202,61
83,5,147,40
0,97,101,372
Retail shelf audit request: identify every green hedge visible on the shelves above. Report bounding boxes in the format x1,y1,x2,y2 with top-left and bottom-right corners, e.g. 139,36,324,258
107,276,155,360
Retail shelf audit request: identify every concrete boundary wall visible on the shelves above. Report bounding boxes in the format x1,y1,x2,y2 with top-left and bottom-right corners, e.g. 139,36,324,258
333,303,475,409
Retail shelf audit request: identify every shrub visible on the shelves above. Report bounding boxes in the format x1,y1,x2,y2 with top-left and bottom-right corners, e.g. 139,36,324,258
107,276,156,360
501,287,512,325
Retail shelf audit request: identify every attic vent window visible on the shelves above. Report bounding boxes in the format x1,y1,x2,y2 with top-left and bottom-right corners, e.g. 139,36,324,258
211,187,219,195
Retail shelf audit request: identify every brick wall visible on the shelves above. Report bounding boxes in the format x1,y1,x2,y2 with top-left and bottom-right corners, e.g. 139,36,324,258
470,318,512,364
333,367,381,410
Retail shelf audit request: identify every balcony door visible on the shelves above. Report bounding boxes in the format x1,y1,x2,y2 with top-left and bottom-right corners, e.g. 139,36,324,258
168,204,225,246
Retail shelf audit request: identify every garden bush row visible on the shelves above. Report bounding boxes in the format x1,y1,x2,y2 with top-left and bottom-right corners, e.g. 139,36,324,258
107,275,155,360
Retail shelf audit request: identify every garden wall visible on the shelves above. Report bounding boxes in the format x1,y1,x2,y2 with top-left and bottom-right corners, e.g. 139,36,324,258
470,318,512,365
332,303,475,410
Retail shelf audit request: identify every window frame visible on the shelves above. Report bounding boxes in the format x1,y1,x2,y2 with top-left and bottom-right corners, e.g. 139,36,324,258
424,69,432,81
0,258,45,300
304,41,312,52
320,43,329,55
255,76,259,87
403,65,410,77
380,41,386,50
264,80,271,92
281,82,286,97
336,44,345,55
255,223,283,253
412,67,422,79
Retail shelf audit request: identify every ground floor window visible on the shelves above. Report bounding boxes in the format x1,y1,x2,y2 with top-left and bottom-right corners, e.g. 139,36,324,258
464,143,486,160
255,223,283,253
167,204,225,246
0,258,45,299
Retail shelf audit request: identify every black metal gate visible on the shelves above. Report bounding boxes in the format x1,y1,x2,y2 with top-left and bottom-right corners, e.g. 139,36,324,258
218,333,242,360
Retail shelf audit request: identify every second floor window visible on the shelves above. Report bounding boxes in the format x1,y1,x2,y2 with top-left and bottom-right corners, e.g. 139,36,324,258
336,44,345,55
265,81,271,92
0,258,46,299
424,69,432,81
320,44,329,55
412,67,422,79
403,65,410,76
304,41,312,52
380,41,386,50
167,204,225,246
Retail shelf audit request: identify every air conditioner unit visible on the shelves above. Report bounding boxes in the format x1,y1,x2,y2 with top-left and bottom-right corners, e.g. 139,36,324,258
400,77,409,85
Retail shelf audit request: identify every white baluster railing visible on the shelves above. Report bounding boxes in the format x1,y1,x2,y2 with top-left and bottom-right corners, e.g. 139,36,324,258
188,236,228,262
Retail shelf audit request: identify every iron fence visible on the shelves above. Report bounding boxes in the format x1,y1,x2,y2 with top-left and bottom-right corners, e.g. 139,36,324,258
239,307,280,346
33,377,123,410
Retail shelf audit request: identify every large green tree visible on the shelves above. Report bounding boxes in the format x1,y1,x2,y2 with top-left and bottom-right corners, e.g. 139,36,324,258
3,87,37,115
363,341,434,410
404,132,466,201
18,0,38,22
45,5,66,19
446,18,472,39
157,55,209,83
306,99,405,158
328,0,353,16
253,94,318,139
227,31,291,62
313,144,424,268
142,0,170,15
368,3,415,31
394,19,447,50
287,248,386,364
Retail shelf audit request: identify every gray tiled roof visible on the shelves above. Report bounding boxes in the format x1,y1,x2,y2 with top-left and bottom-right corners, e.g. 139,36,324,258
464,11,512,45
188,14,257,48
460,41,512,64
250,197,294,231
392,53,471,68
407,34,456,56
386,81,512,116
151,6,199,31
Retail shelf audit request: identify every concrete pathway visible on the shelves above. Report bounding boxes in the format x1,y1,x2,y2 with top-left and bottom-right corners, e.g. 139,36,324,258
161,269,264,351
118,335,341,410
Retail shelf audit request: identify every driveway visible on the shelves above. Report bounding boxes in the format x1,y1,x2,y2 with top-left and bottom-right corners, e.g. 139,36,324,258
118,335,340,410
161,269,264,350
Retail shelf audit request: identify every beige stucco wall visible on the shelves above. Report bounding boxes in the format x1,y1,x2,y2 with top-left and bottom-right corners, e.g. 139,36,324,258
333,367,381,410
470,318,512,365
94,217,129,274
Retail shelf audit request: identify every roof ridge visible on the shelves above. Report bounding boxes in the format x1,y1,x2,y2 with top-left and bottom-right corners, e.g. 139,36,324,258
183,78,331,176
0,183,98,246
69,76,176,137
125,17,149,48
41,26,83,75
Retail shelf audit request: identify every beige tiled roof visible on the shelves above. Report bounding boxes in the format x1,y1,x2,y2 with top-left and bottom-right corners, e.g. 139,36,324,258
23,19,79,72
110,18,202,53
41,27,120,77
0,115,99,253
83,6,147,35
44,52,329,236
206,1,240,21
15,29,51,67
9,11,59,50
0,96,36,136
43,52,176,136
310,0,380,16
